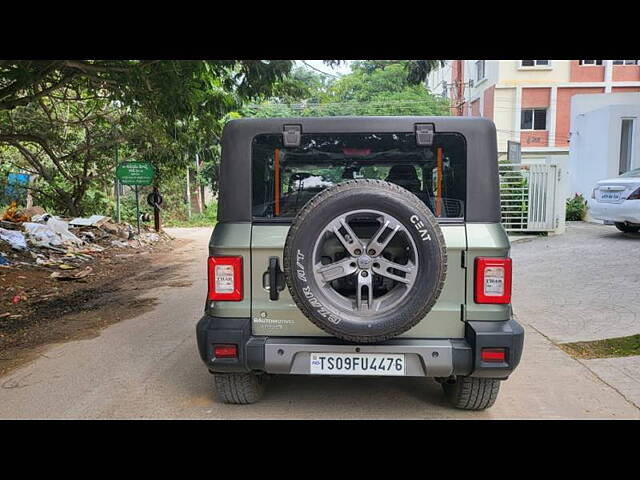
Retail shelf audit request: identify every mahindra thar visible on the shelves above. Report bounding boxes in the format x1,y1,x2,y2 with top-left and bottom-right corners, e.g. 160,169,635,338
196,116,524,410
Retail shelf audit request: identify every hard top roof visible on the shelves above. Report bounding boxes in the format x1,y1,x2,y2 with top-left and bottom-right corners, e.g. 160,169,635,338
218,116,499,223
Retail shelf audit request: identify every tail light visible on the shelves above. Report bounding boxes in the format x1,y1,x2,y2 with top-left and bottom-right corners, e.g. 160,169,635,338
208,256,243,301
591,188,597,199
475,257,512,304
628,187,640,200
214,344,238,358
481,348,506,363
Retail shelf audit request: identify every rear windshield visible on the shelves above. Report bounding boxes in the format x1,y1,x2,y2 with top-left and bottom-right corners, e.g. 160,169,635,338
252,132,467,220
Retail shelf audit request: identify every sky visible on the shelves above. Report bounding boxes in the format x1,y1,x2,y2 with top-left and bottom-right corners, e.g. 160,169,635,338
296,60,354,76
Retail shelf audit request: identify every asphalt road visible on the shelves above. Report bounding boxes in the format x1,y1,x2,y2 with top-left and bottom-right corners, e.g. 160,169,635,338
0,227,638,419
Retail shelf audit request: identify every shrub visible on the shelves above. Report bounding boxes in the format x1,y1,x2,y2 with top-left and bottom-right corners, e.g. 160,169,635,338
566,193,587,221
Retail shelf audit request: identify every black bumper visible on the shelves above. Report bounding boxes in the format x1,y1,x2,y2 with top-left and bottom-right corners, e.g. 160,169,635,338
196,316,524,379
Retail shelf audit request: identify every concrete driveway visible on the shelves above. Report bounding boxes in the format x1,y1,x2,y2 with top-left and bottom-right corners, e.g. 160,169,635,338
511,221,640,410
511,222,640,343
0,226,638,419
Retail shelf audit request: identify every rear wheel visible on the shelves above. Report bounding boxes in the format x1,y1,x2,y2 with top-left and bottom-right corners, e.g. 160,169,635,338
442,376,501,410
213,373,268,404
614,222,640,233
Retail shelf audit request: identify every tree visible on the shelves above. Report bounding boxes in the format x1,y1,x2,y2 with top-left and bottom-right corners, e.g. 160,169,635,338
242,60,449,118
0,60,296,214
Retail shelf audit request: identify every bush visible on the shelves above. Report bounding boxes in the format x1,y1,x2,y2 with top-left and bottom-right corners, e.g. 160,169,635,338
163,201,218,227
566,193,587,221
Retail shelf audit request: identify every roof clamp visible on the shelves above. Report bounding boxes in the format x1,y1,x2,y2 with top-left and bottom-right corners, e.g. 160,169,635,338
415,123,435,147
283,124,302,147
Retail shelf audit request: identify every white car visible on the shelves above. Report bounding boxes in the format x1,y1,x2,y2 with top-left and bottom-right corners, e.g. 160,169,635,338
589,167,640,233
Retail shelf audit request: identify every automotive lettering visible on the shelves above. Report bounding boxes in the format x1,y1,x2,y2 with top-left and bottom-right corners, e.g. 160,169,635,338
410,215,432,241
302,286,342,324
296,249,307,282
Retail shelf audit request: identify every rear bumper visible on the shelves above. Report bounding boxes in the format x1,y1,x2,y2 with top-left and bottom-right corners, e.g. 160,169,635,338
588,199,640,224
196,317,524,379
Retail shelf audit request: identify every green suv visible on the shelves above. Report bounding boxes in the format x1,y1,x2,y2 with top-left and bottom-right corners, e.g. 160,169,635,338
196,116,524,410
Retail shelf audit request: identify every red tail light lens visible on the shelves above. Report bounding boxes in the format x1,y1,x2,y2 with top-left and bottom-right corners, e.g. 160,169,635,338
214,344,238,358
475,257,512,304
208,256,243,301
628,187,640,200
481,348,506,363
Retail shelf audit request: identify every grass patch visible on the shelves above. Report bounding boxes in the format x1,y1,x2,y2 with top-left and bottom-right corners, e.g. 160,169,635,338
559,334,640,359
163,202,217,228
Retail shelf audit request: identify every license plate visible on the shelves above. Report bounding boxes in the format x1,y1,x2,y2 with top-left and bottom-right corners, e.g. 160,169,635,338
600,191,621,201
310,352,405,376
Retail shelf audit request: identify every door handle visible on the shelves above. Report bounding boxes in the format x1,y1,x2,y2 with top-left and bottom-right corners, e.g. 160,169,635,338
268,256,285,301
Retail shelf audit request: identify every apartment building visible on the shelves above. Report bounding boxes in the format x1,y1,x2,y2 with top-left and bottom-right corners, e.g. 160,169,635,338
427,60,640,161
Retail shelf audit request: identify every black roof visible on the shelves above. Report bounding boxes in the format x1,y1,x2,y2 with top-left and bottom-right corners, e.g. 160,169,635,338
218,116,499,223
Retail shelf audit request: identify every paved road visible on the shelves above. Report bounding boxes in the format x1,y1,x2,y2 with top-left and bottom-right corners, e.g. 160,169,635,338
511,222,640,409
511,222,640,343
0,226,638,419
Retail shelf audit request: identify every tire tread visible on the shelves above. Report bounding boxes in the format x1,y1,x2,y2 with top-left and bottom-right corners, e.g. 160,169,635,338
443,377,501,410
213,373,266,405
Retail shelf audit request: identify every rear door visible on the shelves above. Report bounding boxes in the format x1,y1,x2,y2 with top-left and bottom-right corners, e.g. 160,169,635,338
250,131,468,339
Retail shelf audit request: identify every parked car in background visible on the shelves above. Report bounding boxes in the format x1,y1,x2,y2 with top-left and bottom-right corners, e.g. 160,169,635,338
589,168,640,233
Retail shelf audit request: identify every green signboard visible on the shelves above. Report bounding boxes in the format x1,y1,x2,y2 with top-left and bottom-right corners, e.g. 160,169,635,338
115,161,155,186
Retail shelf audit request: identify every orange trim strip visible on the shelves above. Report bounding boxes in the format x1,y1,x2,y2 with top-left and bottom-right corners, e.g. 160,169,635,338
436,147,443,217
274,148,281,216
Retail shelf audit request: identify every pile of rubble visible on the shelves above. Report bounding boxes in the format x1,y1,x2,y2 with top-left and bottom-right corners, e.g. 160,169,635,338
0,202,170,281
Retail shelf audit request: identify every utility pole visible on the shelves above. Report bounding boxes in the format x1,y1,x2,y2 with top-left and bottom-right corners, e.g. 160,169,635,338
186,163,192,220
114,126,121,223
195,152,203,214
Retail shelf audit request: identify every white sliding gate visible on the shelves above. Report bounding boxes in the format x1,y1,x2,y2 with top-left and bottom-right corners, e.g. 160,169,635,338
499,161,564,233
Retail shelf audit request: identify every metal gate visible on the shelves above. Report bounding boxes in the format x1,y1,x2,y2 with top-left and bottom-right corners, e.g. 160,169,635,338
499,162,560,232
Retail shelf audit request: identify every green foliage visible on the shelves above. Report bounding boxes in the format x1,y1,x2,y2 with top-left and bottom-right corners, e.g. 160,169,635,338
163,201,218,227
0,59,447,223
0,60,295,216
242,60,449,118
566,193,587,221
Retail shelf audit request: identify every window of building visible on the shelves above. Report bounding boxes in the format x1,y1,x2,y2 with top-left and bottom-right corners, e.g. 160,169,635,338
579,60,603,65
475,60,485,81
521,108,547,130
521,60,550,67
619,119,635,174
613,60,639,65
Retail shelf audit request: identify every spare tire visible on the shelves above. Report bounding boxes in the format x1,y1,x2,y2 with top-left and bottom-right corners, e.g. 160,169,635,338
283,179,447,343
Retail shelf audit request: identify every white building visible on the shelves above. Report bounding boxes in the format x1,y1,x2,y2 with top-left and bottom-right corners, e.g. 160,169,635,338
568,92,640,206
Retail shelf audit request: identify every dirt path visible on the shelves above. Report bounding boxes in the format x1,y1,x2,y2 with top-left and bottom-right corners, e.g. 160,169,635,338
0,235,188,376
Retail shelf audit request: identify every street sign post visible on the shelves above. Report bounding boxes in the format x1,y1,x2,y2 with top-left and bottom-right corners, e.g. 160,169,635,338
115,162,155,186
115,161,155,234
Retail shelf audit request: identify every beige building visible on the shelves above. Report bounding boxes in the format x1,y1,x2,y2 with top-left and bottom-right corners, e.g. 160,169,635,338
427,60,640,162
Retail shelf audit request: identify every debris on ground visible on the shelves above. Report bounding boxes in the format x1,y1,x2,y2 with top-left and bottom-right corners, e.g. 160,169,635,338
69,215,110,227
2,202,30,223
50,266,93,281
1,205,175,369
0,227,27,250
0,207,171,276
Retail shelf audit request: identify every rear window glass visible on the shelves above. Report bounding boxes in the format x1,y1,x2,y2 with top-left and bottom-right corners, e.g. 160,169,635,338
252,132,467,220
